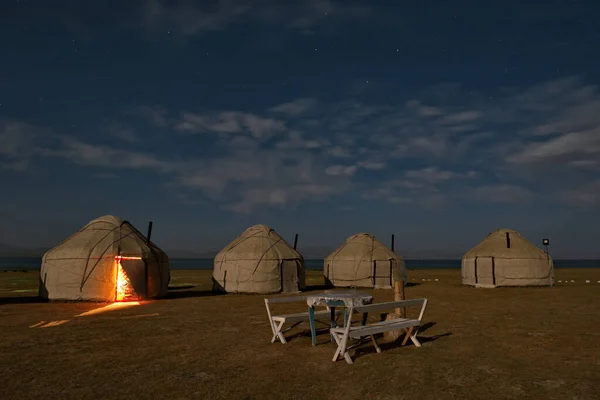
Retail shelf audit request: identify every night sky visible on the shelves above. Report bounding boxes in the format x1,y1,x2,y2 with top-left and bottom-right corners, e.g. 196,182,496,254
1,0,599,258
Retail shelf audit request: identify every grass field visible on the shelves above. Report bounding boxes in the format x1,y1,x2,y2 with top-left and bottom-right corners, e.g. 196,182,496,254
1,268,600,400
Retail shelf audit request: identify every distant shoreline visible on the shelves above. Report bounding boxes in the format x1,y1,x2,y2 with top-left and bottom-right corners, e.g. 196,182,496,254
1,257,599,272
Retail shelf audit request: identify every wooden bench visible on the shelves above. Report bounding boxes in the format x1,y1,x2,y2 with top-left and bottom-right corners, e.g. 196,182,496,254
330,298,428,364
264,296,342,344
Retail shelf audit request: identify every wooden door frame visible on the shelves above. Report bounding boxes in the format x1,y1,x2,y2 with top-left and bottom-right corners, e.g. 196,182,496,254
474,256,496,286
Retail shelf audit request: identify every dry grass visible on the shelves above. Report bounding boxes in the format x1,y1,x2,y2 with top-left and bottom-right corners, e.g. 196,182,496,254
1,268,600,400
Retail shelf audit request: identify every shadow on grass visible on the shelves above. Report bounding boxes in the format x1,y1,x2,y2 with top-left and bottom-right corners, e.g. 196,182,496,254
351,322,452,361
168,285,197,290
0,295,47,305
305,284,328,291
282,320,451,351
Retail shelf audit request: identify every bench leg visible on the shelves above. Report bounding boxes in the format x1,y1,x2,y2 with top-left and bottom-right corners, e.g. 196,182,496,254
401,326,413,346
339,330,353,364
370,335,382,354
271,320,287,344
331,331,342,361
342,349,353,364
410,327,422,348
331,331,354,364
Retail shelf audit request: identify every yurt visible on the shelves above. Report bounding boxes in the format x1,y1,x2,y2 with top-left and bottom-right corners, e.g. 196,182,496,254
324,233,406,289
39,215,170,302
462,229,553,288
212,224,305,294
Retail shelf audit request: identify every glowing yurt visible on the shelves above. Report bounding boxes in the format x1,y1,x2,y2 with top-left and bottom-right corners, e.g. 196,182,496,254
39,215,170,301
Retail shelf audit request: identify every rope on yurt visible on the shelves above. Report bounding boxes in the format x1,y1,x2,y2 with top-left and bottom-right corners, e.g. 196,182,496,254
251,237,284,275
79,224,140,289
79,222,121,291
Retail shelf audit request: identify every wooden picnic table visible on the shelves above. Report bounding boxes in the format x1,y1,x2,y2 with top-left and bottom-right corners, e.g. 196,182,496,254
306,290,373,346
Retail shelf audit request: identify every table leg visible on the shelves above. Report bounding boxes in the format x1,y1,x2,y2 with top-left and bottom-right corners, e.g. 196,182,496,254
359,312,368,345
330,306,336,342
308,306,316,346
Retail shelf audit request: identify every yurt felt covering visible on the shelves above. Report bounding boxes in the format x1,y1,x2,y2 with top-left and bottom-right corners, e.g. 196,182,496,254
40,215,170,301
324,233,406,289
212,224,306,294
461,229,553,287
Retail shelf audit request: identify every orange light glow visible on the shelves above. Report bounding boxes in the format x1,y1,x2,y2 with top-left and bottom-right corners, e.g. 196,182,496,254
115,256,142,302
75,302,141,317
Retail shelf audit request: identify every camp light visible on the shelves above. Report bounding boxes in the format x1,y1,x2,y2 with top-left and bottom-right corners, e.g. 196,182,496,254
115,256,142,302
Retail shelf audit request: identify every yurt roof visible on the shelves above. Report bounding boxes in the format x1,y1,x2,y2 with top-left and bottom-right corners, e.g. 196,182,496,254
85,214,126,227
215,224,302,261
463,228,549,260
325,232,401,261
43,215,165,260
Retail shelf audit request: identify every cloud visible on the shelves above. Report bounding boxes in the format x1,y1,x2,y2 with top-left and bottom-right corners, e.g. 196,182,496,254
0,121,35,158
328,145,352,157
125,106,168,127
508,128,600,165
466,184,534,204
176,147,351,213
40,139,172,172
138,0,370,37
226,183,338,214
140,0,249,36
361,178,449,210
557,180,600,206
269,98,318,116
405,167,476,184
405,100,444,117
6,75,600,214
175,111,286,139
325,165,358,176
107,122,137,143
93,172,119,179
275,130,328,149
437,110,483,125
357,161,386,170
497,79,600,172
0,120,41,171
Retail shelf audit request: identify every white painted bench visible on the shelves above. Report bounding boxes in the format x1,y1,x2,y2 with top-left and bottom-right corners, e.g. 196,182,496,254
330,298,428,364
264,296,342,344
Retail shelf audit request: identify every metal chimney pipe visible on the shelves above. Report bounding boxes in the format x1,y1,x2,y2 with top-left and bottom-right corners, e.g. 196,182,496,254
293,233,299,250
146,221,154,244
